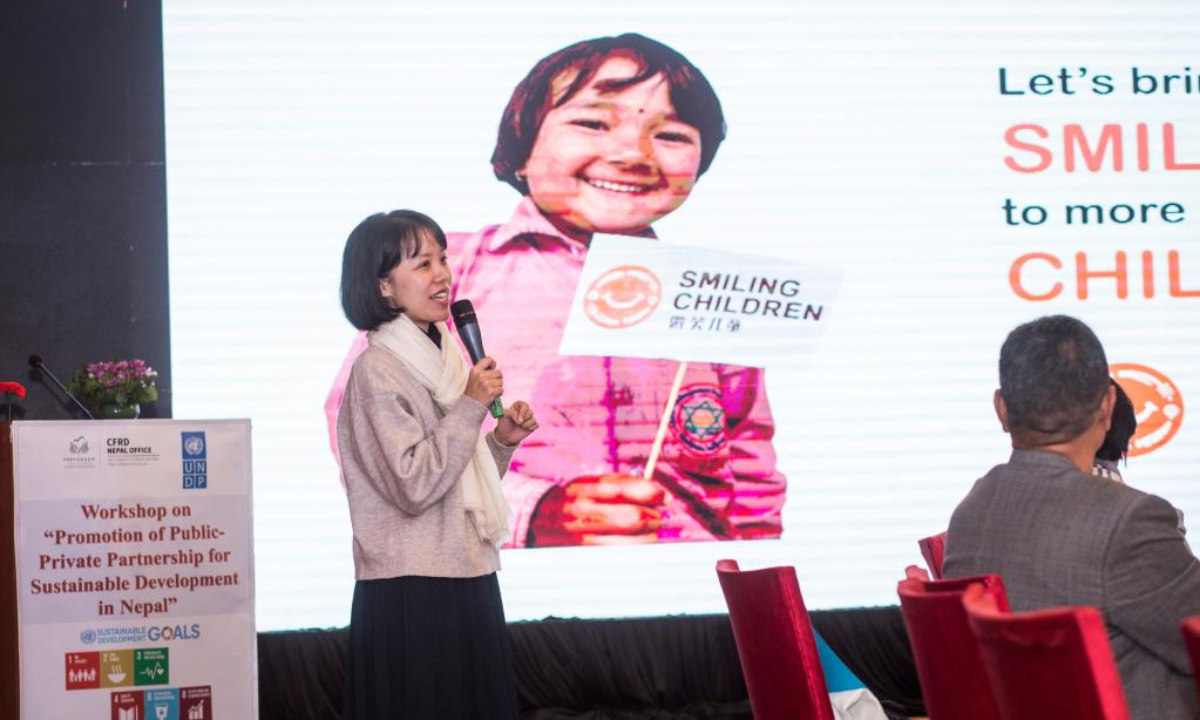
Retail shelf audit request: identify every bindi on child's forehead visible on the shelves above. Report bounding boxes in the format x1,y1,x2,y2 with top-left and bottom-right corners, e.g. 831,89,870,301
559,86,673,124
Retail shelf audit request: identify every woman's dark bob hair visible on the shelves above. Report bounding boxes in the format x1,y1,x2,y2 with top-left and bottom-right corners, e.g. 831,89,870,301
491,33,727,196
1096,380,1137,463
340,210,447,331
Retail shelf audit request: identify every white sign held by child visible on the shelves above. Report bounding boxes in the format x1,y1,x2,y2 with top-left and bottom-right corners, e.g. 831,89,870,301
559,235,844,367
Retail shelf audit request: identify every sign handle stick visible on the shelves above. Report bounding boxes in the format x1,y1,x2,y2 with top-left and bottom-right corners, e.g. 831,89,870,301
643,362,688,481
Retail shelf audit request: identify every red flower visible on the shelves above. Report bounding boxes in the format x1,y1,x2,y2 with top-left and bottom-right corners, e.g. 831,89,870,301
0,381,26,400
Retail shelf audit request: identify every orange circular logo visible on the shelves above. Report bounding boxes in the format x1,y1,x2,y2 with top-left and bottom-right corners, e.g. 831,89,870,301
1111,363,1184,457
584,265,661,329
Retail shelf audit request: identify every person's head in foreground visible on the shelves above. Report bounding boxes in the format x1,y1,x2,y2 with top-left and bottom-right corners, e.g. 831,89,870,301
491,32,726,241
994,315,1115,464
340,210,450,332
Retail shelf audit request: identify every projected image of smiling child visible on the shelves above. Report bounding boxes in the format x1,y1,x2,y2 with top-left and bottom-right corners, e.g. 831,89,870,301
328,33,785,547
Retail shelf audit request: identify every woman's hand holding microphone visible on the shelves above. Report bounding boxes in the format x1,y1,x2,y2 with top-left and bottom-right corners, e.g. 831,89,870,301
466,356,539,446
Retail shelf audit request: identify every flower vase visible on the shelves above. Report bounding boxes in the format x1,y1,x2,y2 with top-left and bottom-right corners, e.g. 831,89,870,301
97,403,140,420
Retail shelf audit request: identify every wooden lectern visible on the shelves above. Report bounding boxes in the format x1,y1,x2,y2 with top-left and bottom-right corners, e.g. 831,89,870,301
1,421,18,720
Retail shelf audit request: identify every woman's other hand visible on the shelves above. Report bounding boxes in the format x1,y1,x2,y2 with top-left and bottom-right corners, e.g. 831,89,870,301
495,401,539,446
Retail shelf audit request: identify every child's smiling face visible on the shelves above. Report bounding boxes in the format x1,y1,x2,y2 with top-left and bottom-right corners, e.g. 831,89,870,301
519,55,703,239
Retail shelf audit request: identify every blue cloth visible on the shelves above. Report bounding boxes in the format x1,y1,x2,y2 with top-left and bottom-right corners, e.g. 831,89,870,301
815,631,866,693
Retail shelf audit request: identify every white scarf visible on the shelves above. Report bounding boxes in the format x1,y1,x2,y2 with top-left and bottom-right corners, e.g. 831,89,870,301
370,315,511,548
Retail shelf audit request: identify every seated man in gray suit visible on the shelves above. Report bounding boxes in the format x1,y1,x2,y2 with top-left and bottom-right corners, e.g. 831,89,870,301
944,314,1200,720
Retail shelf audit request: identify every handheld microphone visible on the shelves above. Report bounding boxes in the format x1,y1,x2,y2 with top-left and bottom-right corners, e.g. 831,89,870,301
450,299,504,419
29,354,95,419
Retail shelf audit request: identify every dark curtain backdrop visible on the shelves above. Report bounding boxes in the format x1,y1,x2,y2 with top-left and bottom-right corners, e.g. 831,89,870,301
258,610,924,720
0,0,171,420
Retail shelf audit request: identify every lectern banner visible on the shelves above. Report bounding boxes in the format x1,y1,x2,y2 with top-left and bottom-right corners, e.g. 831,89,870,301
12,419,255,720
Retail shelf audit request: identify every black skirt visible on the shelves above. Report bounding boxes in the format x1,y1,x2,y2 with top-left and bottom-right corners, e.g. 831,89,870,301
345,573,518,720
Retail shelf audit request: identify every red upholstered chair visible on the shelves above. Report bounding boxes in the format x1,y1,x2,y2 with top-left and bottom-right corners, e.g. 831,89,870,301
897,569,1008,720
962,584,1130,720
1180,616,1200,699
715,559,834,720
918,531,948,579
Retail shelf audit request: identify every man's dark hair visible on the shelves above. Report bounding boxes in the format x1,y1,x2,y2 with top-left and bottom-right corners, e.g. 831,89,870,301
491,33,726,195
1096,380,1137,462
339,210,447,331
998,315,1110,445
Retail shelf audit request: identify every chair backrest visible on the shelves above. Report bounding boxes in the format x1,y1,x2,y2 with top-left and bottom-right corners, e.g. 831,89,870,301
918,531,948,579
716,559,834,720
897,571,1008,720
962,584,1130,720
1179,616,1200,700
922,573,1011,612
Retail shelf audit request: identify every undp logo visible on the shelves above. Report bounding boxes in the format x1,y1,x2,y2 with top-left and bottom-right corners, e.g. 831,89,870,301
1111,363,1184,457
584,265,661,329
183,434,205,456
181,431,208,489
80,629,97,645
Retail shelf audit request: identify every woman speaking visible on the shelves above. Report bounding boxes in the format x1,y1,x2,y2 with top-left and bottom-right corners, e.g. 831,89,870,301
336,209,538,719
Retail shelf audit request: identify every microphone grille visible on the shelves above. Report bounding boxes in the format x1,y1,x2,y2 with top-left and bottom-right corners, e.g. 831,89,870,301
450,299,476,324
